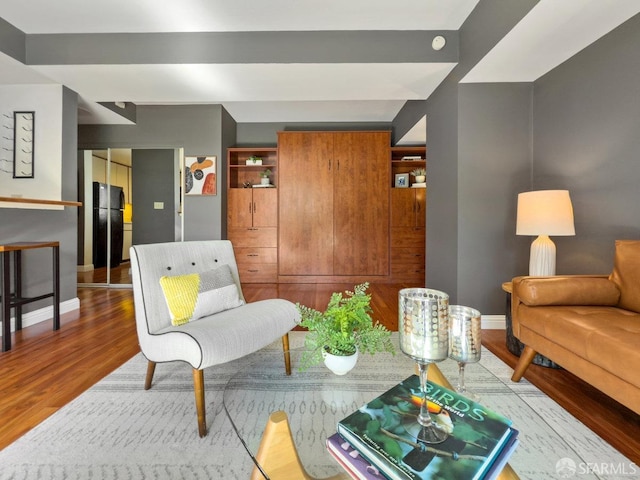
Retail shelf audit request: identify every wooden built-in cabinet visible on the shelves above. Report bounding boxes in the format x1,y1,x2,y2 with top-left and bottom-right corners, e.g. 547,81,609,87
227,148,278,283
278,131,390,281
390,146,426,283
226,139,425,285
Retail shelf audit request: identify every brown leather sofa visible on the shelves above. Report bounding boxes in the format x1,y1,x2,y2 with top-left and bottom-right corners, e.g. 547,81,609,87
510,240,640,414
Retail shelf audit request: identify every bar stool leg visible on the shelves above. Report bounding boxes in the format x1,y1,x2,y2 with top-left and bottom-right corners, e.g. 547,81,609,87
1,251,11,351
14,250,22,331
53,245,60,330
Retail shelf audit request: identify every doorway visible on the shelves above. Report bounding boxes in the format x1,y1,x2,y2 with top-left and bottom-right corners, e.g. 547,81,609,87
77,148,183,287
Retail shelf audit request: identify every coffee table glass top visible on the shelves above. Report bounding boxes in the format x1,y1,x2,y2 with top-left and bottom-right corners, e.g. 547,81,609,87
223,336,615,479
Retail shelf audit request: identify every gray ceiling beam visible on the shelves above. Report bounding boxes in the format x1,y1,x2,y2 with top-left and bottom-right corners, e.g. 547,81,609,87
25,30,458,65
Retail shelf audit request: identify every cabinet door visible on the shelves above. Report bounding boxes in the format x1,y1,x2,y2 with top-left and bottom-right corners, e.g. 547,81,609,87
333,131,390,275
391,188,426,228
228,189,253,228
278,132,334,275
414,188,426,228
252,189,278,227
391,189,417,227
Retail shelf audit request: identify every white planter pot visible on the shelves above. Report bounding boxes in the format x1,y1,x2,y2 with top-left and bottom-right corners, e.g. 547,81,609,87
322,349,358,375
415,175,426,183
260,177,270,185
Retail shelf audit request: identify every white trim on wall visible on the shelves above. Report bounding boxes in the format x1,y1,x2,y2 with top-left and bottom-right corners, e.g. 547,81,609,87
0,297,80,336
481,315,506,330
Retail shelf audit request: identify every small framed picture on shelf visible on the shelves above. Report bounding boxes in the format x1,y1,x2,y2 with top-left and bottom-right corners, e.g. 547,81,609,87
395,173,409,188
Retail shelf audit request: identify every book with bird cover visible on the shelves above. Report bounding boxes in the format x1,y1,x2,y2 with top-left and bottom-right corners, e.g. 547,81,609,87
336,374,517,480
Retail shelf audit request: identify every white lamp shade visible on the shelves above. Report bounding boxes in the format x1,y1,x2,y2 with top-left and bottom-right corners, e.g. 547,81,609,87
516,190,575,236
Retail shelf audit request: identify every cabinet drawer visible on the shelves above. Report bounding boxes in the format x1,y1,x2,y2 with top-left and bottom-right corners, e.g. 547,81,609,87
237,263,278,283
391,227,425,248
234,247,277,264
228,227,277,247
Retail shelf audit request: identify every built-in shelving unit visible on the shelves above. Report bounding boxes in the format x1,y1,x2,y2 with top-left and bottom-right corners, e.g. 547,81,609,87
227,147,278,189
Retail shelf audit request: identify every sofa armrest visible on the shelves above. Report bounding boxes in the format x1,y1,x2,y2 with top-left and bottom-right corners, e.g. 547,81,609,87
512,275,621,307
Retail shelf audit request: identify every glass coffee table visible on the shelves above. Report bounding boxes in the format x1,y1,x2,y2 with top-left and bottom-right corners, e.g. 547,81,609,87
223,336,618,480
224,332,630,480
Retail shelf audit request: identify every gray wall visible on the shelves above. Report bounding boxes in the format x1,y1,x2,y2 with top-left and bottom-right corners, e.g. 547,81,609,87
393,2,639,315
1,87,78,310
457,83,533,308
393,0,539,312
79,104,231,241
533,12,640,274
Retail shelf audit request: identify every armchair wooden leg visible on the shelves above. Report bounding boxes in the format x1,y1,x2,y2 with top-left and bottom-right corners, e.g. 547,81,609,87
512,345,537,381
193,368,207,437
282,333,292,375
144,361,156,390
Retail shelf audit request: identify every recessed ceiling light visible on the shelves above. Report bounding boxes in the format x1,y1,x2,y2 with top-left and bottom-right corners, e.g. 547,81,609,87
432,36,446,51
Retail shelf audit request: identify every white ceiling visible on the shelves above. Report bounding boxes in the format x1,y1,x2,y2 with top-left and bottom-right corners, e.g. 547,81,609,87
0,0,638,127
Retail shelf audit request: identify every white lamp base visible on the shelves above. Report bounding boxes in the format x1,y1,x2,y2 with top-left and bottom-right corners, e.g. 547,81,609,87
529,235,556,276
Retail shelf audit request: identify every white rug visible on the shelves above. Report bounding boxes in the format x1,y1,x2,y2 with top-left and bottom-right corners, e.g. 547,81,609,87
0,332,633,480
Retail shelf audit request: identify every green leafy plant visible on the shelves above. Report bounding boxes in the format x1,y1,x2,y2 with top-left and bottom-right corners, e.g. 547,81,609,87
247,155,262,164
260,168,272,178
296,282,395,370
410,167,426,177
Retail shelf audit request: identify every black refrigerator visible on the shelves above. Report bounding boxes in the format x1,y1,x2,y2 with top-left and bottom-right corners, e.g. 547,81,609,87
93,182,124,269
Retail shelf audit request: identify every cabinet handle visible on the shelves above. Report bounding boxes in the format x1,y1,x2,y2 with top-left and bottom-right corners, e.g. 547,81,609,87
253,202,257,213
248,254,259,257
248,269,259,273
249,203,252,214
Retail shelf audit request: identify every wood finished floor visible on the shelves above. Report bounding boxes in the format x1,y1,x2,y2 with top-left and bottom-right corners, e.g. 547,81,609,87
0,284,638,465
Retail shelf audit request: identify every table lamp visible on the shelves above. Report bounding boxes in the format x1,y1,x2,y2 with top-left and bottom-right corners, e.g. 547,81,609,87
516,190,575,276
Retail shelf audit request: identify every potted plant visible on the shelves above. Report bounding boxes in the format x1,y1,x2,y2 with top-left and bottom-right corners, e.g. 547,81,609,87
246,155,262,165
260,168,272,185
410,168,426,183
296,282,395,374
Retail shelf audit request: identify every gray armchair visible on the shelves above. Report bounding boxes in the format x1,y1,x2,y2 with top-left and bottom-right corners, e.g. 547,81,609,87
130,240,298,437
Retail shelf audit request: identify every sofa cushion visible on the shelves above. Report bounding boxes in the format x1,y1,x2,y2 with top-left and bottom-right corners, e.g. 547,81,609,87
515,276,620,306
517,304,640,389
159,264,244,326
609,240,640,313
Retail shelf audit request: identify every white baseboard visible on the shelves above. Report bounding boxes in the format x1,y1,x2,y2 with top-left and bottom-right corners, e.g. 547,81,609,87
481,315,506,330
0,297,80,336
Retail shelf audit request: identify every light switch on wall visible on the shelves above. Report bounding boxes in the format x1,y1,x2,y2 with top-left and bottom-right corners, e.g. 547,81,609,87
153,202,164,209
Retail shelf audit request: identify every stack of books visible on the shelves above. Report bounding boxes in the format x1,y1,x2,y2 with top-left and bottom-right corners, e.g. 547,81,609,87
326,375,518,480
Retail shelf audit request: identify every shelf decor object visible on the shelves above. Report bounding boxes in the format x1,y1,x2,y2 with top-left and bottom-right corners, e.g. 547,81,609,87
395,173,409,188
13,111,34,179
516,189,575,276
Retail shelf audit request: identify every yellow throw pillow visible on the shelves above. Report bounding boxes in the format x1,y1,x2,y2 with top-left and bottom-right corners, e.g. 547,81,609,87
159,265,244,326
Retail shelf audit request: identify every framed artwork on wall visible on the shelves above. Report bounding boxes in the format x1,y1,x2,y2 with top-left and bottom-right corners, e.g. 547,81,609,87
185,155,217,195
395,173,409,188
13,111,35,179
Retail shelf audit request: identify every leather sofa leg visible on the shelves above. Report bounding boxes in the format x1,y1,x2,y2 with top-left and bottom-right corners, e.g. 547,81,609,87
144,361,156,390
282,333,292,376
193,369,207,437
512,345,537,382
